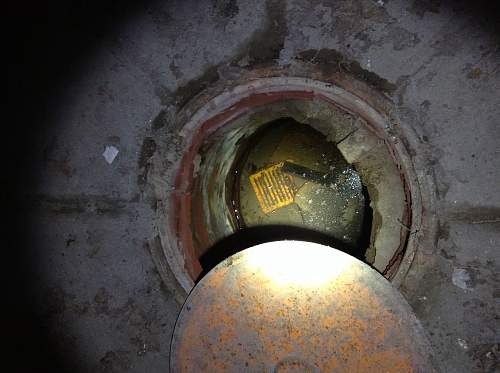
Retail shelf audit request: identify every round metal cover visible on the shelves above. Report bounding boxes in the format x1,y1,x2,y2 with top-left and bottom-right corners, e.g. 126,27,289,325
170,241,436,372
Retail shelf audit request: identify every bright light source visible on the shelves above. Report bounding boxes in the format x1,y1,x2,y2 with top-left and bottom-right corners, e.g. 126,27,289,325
245,241,353,287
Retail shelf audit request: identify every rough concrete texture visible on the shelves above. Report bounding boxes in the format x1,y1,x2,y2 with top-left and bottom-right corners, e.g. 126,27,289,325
10,0,499,372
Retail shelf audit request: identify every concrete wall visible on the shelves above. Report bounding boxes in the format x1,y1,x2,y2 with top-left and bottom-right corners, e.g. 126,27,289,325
8,0,499,371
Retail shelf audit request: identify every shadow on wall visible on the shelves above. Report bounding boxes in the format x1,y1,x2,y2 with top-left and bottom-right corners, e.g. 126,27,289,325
7,2,156,373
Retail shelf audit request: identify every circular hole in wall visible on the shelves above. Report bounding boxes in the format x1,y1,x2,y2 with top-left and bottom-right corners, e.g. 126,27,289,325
157,77,418,292
197,117,373,274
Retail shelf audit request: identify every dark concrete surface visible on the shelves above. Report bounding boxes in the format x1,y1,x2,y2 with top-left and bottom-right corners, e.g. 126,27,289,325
6,0,499,372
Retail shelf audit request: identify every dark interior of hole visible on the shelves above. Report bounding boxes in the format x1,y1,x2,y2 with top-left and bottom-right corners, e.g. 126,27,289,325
198,117,373,279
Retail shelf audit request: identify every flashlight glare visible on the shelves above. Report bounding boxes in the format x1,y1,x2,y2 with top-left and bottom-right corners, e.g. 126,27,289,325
245,241,352,287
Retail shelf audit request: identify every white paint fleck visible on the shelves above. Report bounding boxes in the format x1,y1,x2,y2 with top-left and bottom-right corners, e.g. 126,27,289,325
452,268,472,290
377,0,385,6
102,145,119,164
457,338,469,350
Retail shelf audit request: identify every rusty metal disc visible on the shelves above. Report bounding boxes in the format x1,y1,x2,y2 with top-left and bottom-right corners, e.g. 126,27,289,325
170,241,436,372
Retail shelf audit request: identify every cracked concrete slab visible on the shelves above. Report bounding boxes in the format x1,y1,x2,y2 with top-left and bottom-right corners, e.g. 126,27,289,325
402,221,499,373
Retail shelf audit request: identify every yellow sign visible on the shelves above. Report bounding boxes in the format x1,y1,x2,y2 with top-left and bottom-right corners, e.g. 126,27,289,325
249,162,296,213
